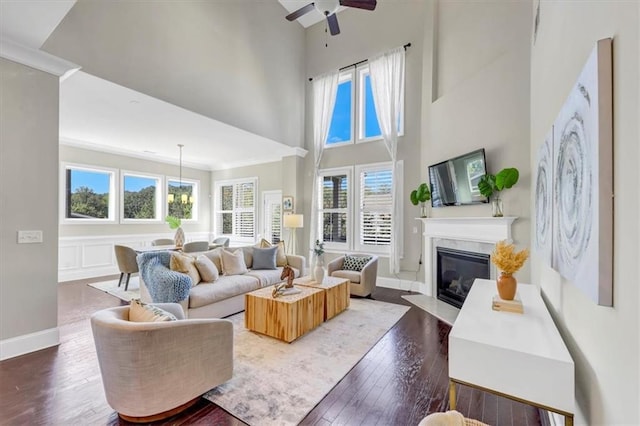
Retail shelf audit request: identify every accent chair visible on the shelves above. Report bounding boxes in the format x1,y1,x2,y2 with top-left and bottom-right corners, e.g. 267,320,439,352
90,303,233,422
327,254,378,297
113,244,139,291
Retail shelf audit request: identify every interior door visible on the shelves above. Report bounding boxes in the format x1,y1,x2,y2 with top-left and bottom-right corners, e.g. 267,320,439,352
261,191,282,244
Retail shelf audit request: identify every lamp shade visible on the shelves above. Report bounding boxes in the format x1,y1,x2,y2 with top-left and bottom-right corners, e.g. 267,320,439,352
283,214,304,228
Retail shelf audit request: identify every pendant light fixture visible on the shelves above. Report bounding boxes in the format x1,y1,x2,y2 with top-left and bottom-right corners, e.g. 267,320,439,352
168,144,194,210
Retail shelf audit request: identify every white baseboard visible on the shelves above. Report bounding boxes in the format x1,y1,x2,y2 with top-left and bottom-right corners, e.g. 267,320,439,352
377,276,428,294
0,327,60,361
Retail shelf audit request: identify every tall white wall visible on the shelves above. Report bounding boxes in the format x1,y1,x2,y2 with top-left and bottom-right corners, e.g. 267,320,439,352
425,0,532,280
43,1,306,148
530,2,639,424
0,59,59,354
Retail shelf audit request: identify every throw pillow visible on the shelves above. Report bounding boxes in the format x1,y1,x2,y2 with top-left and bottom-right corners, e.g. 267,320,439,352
252,246,278,270
343,255,373,272
129,299,177,322
256,238,288,267
170,252,201,286
195,255,219,282
220,248,248,275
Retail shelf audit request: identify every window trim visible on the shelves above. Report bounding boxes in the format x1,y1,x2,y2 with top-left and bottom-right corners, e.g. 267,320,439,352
166,176,199,222
60,162,118,225
214,177,258,244
120,170,163,224
317,167,352,251
324,70,355,149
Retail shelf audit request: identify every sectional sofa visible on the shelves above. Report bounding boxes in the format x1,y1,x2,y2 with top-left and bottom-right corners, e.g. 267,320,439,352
138,245,306,318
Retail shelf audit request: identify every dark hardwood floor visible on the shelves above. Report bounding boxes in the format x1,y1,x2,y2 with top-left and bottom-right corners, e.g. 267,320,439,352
0,281,544,425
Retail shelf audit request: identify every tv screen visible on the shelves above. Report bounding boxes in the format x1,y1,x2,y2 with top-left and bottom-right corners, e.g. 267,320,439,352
429,148,489,207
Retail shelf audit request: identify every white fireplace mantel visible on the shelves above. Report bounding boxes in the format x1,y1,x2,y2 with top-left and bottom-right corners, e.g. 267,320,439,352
417,217,517,297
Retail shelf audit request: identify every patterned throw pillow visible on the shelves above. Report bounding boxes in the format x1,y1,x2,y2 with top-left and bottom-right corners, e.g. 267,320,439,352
343,255,372,272
220,248,248,275
252,246,278,270
170,252,201,286
195,255,219,282
129,299,177,322
256,238,288,267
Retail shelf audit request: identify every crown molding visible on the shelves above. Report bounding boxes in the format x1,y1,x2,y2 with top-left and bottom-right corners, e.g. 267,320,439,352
0,38,80,77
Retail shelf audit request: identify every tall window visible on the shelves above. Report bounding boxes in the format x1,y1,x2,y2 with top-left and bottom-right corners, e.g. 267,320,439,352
325,66,404,147
215,178,257,242
62,164,116,222
357,165,392,250
167,179,198,221
122,172,161,221
317,163,401,254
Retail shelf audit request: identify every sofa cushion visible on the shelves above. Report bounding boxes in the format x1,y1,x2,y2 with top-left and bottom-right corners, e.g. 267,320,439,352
247,266,301,287
220,248,248,275
129,299,177,322
256,239,287,267
343,255,372,272
331,269,361,284
252,246,278,270
200,248,223,272
170,252,201,285
195,255,219,282
188,275,261,308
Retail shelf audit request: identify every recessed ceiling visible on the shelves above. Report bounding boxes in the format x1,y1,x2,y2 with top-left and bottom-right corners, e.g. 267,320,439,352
60,71,302,171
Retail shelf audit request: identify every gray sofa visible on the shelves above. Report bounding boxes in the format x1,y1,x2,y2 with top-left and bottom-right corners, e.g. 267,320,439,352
139,246,306,318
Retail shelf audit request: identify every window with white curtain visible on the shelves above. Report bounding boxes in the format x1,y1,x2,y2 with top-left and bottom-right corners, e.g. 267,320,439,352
214,178,257,242
317,162,402,255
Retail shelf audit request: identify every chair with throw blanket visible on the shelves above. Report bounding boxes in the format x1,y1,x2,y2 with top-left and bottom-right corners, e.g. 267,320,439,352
327,254,378,297
91,300,233,422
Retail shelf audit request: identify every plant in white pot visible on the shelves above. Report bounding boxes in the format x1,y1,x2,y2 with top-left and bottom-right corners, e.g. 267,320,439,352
478,167,520,217
313,239,325,283
165,215,185,248
410,183,431,218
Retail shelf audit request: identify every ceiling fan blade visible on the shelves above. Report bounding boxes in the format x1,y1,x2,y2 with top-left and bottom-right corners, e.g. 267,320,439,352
326,13,340,35
286,2,316,21
339,0,377,11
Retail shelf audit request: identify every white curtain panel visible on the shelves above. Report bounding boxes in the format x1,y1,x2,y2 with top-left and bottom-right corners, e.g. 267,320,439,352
369,46,405,274
309,71,339,259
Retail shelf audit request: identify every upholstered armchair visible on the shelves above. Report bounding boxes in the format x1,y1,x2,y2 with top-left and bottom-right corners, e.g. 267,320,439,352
327,254,378,297
90,303,233,422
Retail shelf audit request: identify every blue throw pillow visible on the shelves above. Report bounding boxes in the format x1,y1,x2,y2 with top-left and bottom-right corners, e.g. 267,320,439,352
343,255,372,272
252,246,278,270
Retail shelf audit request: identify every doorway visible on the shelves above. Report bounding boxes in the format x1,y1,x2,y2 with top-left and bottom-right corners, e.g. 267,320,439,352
261,191,282,244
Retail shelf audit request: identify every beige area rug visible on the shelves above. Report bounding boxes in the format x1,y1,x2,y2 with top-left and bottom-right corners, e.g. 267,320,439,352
87,276,141,302
204,298,410,425
401,294,459,325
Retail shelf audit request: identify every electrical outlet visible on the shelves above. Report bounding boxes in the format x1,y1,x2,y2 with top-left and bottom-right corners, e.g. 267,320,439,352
17,230,43,244
412,226,418,234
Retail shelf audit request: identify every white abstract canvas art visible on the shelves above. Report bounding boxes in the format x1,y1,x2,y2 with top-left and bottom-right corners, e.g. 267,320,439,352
551,38,613,306
534,129,553,267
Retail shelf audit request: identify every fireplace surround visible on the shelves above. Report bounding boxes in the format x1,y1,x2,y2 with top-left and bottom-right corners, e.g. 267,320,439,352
418,217,517,299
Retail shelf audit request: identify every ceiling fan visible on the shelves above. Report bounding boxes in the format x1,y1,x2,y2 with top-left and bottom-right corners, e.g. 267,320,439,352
285,0,377,36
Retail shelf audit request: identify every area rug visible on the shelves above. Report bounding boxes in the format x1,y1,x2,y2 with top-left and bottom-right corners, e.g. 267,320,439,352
401,294,458,325
204,298,410,425
87,276,141,302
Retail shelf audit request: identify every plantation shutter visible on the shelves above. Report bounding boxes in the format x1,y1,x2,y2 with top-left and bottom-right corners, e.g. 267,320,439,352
234,182,255,238
360,168,392,246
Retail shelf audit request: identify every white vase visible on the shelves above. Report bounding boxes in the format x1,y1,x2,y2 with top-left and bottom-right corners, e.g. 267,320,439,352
313,265,325,283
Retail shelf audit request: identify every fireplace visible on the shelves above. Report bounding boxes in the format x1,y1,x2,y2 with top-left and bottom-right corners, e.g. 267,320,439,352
436,247,490,309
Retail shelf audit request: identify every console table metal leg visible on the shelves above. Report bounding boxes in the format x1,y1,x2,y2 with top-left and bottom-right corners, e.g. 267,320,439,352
449,380,457,410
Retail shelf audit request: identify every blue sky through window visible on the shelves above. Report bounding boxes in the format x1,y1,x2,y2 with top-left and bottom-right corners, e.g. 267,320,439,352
363,75,381,138
70,169,110,193
326,80,352,144
124,175,155,192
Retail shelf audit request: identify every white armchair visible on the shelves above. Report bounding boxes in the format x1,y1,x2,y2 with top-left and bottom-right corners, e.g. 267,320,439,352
90,303,233,422
327,254,378,297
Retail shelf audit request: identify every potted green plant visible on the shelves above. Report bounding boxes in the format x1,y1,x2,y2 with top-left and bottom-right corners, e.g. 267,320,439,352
410,183,431,218
478,168,520,217
165,215,185,248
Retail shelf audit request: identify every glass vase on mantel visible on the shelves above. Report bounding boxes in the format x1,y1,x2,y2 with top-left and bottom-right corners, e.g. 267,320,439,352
420,202,429,218
491,196,504,218
313,254,325,283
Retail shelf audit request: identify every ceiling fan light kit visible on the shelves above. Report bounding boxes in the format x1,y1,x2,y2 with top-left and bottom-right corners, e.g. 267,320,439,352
285,0,377,36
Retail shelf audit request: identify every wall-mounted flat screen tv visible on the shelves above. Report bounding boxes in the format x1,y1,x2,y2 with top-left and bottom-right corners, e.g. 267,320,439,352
429,148,489,207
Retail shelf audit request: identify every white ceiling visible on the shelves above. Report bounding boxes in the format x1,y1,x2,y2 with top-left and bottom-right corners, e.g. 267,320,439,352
2,0,305,171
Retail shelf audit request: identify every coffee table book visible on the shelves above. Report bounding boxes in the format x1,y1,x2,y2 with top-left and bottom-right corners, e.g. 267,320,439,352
492,294,524,314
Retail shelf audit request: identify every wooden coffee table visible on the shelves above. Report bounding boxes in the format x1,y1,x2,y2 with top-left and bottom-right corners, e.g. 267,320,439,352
295,276,350,321
244,285,324,343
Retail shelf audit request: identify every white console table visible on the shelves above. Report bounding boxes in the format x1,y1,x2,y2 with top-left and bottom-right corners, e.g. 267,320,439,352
449,279,575,425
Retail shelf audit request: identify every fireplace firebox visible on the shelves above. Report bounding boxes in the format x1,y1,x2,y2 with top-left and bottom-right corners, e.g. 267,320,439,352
436,247,490,309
